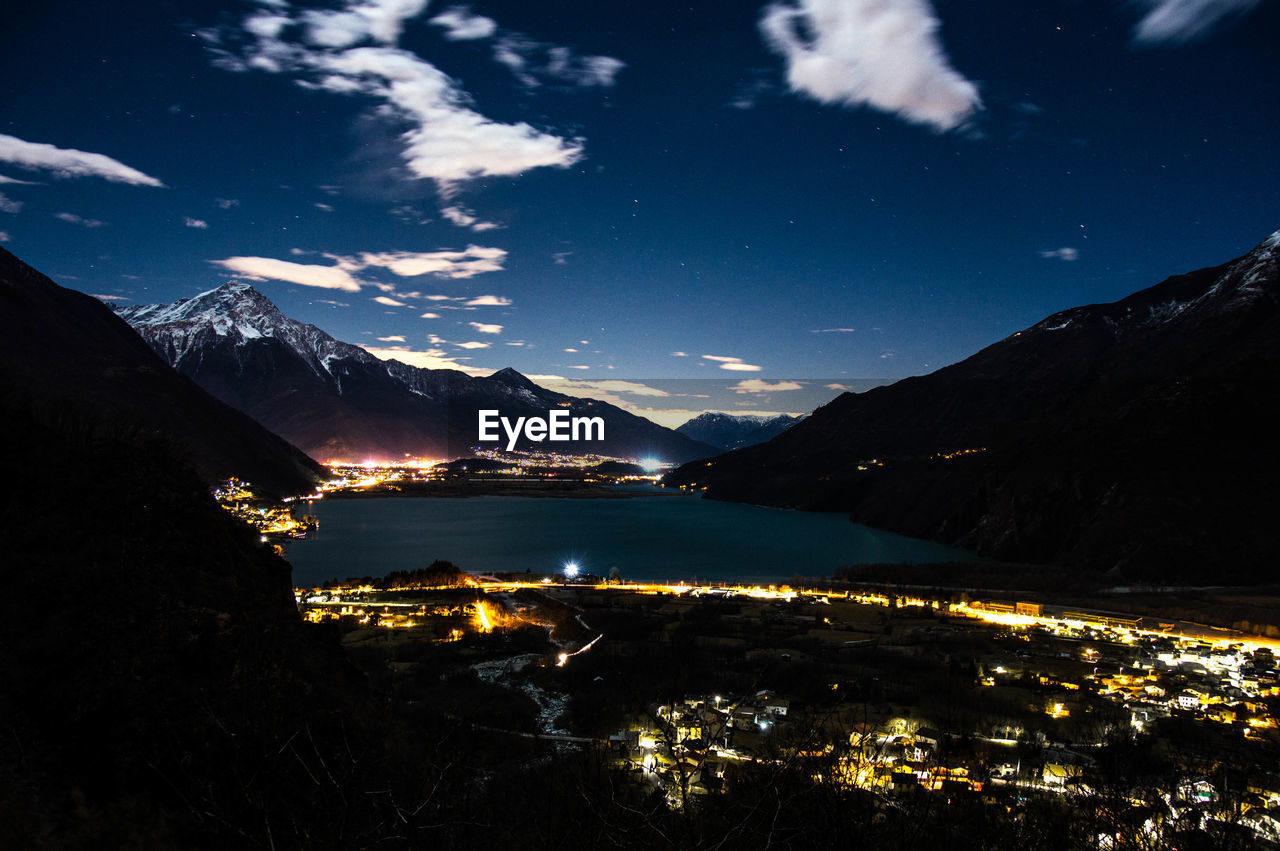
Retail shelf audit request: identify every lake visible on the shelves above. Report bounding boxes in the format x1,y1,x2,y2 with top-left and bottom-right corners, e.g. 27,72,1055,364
284,490,977,586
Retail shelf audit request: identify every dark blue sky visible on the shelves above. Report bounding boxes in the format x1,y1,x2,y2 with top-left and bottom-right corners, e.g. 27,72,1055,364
2,0,1276,421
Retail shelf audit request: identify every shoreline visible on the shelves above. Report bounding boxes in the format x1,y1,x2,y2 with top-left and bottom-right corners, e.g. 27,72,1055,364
315,481,687,500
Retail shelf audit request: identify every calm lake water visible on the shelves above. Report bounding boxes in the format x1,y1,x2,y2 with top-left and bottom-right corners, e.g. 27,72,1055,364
284,490,976,586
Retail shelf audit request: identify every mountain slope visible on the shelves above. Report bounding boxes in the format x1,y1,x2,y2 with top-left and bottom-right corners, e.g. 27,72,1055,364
116,284,717,464
676,412,800,451
0,248,325,496
665,230,1280,582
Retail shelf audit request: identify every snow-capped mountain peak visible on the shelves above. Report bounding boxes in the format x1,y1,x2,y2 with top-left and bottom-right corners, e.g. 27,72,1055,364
116,280,372,377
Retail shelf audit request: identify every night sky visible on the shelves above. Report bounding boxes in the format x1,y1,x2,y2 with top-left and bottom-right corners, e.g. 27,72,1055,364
2,0,1277,422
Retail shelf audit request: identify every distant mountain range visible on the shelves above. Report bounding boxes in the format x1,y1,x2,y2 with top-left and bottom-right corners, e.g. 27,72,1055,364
116,283,716,464
676,412,800,451
0,248,325,496
666,230,1280,583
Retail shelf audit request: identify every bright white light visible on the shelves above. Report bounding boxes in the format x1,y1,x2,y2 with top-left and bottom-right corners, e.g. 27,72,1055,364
564,561,579,577
639,457,662,472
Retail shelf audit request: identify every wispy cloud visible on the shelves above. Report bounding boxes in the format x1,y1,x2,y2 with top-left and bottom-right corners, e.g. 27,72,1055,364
211,244,506,293
1131,0,1261,43
373,295,408,306
0,174,39,185
428,5,497,40
760,0,981,132
215,198,239,209
314,202,334,212
54,212,105,228
469,321,502,334
733,379,803,394
441,204,500,231
671,351,688,357
1039,247,1079,261
702,354,764,372
420,311,440,318
203,2,586,192
0,134,164,186
0,231,9,242
466,294,512,306
184,217,209,229
211,256,365,291
456,340,491,349
0,192,22,214
377,334,406,342
91,293,128,302
366,344,490,375
494,35,625,89
812,327,855,333
354,246,507,278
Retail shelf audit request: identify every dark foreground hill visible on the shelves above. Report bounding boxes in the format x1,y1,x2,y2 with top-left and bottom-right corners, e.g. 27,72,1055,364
666,230,1280,584
0,247,325,496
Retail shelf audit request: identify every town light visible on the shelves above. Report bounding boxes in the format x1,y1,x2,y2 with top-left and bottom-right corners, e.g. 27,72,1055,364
564,561,580,577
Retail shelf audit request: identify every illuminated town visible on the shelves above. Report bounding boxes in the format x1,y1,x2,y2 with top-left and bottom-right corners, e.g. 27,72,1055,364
293,571,1280,843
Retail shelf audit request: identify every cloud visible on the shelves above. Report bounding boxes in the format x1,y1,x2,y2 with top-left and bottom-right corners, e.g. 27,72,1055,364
420,311,440,318
354,245,507,278
0,192,22,214
812,327,855,333
54,212,105,228
733,379,804,394
553,379,672,399
0,231,8,242
91,293,128,301
366,344,490,375
440,204,500,231
314,202,334,212
315,298,351,306
1131,0,1261,43
701,354,764,372
377,334,406,341
494,35,625,89
373,295,408,306
469,321,502,334
1040,247,1080,261
0,134,163,186
466,294,512,306
0,174,38,185
429,6,497,40
184,217,209,229
826,383,852,391
216,198,239,209
671,351,688,357
211,256,364,291
760,0,981,132
456,340,491,349
204,6,586,192
552,251,572,265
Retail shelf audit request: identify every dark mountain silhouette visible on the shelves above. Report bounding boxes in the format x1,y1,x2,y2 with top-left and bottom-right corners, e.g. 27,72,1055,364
665,230,1280,583
116,283,717,464
0,247,325,496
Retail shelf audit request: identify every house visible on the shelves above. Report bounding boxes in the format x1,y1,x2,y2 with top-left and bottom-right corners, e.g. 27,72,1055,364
1043,763,1083,787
